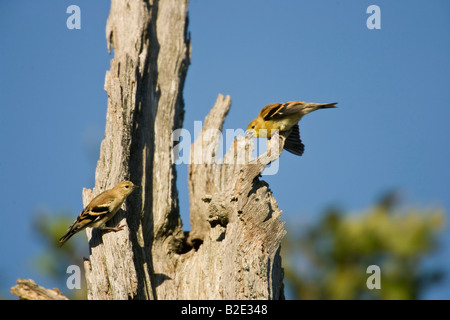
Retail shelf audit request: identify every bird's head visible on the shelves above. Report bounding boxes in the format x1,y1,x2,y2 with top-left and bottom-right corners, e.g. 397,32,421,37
115,180,139,196
246,117,267,138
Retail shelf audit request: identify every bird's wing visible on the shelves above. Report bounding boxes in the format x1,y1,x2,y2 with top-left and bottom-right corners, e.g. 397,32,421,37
59,194,115,246
283,124,305,156
73,196,115,227
88,191,117,212
260,103,284,120
261,101,306,121
82,196,115,217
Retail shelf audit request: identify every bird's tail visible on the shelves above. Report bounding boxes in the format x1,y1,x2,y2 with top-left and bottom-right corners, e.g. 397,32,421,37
318,102,338,109
59,232,74,247
59,226,77,247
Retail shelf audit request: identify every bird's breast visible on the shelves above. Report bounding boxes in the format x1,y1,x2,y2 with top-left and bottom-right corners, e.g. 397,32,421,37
273,116,301,132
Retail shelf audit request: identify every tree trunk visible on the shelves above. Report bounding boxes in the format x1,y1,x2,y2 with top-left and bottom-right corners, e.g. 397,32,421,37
82,0,189,300
82,0,286,300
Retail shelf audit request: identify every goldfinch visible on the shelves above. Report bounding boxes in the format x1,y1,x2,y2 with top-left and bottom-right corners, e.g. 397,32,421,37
246,101,337,156
59,181,139,246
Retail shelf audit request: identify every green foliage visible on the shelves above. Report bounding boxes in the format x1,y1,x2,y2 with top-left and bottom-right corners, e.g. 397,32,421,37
30,193,445,300
32,211,88,300
282,193,445,300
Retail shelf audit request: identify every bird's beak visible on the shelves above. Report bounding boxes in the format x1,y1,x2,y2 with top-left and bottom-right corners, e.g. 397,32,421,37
133,185,140,189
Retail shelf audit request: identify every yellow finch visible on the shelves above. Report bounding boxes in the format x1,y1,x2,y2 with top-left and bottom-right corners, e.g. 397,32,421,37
59,181,139,246
246,101,337,156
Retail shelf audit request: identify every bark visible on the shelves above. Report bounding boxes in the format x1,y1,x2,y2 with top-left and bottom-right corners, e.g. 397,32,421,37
81,0,286,300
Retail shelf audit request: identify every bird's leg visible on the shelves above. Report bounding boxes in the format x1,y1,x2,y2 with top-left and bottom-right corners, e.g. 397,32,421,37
101,223,125,233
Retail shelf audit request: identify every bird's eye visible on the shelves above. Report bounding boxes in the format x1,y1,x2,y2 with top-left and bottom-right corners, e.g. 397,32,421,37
125,185,129,188
251,125,255,129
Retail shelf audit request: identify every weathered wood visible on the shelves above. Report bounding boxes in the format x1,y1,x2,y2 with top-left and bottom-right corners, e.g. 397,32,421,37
10,279,69,300
188,94,232,245
183,95,287,298
81,0,286,300
83,0,190,300
9,0,288,301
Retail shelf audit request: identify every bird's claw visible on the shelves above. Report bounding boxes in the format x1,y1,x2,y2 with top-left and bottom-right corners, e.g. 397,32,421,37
102,223,125,233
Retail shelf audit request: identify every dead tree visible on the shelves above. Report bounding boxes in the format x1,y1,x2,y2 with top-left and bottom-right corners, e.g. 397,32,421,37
12,0,288,300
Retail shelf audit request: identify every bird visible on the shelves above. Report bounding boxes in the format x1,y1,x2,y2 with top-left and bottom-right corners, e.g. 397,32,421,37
246,101,337,156
59,180,139,246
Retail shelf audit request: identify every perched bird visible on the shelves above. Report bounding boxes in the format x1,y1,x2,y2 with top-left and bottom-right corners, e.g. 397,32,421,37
59,180,139,246
246,101,337,156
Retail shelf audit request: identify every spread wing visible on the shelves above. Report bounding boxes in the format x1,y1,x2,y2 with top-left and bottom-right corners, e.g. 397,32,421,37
283,124,305,156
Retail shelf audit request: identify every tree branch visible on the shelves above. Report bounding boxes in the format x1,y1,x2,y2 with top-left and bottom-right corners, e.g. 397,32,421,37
10,279,69,300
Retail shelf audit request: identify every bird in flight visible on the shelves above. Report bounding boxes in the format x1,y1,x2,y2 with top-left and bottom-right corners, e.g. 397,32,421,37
246,101,337,156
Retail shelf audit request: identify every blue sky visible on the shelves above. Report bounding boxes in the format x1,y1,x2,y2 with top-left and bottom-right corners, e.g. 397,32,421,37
0,1,449,299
